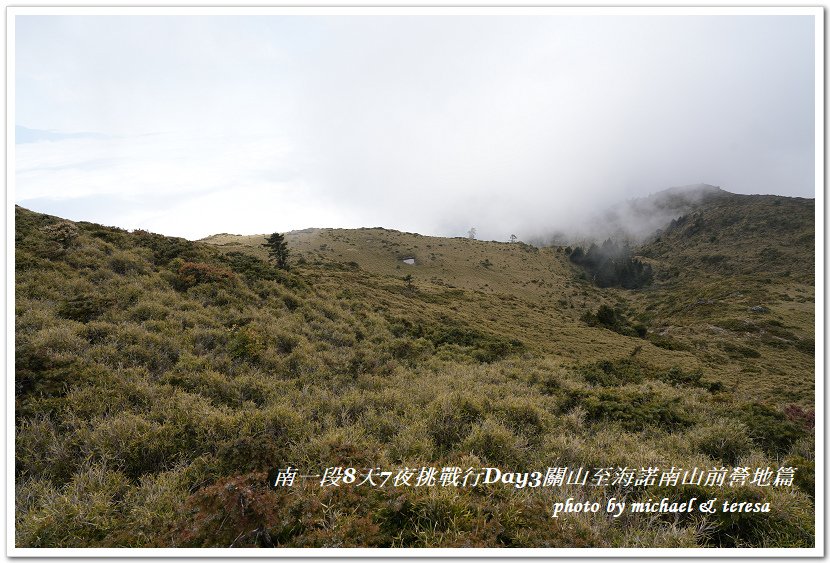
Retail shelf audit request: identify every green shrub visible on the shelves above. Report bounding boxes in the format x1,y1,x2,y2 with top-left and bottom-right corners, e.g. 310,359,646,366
16,416,81,482
704,487,812,547
389,337,435,364
737,403,805,456
721,342,761,358
160,369,240,407
658,366,703,387
648,333,688,351
89,324,180,374
216,406,304,474
426,394,486,452
119,469,189,547
689,420,753,465
57,295,113,323
297,426,382,470
566,388,694,432
228,326,265,364
16,464,131,547
81,414,178,479
133,230,199,265
127,301,170,322
795,338,814,355
376,490,474,547
582,305,646,338
460,418,525,467
222,251,304,289
578,360,705,390
428,325,522,363
39,221,81,258
80,223,130,246
579,359,645,386
639,484,811,547
282,294,302,311
173,262,236,290
494,398,546,441
108,250,147,275
786,456,814,498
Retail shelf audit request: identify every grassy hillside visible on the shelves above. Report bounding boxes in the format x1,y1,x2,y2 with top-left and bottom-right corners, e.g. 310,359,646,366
14,191,815,549
633,192,815,405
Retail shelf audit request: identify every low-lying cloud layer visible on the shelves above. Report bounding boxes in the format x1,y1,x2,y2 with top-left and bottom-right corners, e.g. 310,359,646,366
15,14,816,241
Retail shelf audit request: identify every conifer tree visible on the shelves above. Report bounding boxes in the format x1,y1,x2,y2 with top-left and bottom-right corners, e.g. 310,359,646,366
262,233,290,270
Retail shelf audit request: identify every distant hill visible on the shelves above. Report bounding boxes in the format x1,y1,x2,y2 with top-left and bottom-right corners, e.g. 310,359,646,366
641,191,813,284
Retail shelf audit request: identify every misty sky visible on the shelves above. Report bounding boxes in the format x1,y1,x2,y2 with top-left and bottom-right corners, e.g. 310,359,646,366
15,13,817,241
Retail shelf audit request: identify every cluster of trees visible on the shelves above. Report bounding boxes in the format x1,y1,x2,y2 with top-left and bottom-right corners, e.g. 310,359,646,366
567,239,653,289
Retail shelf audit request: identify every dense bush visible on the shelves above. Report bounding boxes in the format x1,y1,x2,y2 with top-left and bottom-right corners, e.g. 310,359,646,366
563,387,694,431
460,418,525,467
57,295,114,323
689,420,753,465
582,305,646,338
132,229,200,266
578,359,708,391
173,262,236,290
737,403,806,456
579,358,645,386
221,251,302,289
426,394,486,452
703,487,813,548
389,318,523,364
786,455,815,498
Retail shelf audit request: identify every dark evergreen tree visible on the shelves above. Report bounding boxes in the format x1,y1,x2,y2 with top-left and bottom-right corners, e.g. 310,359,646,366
262,233,290,270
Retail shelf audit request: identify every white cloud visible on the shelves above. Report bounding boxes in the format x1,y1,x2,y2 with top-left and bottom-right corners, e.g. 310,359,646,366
15,14,816,241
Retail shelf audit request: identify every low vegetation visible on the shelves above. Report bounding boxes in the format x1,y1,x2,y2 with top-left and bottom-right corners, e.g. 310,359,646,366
14,190,815,549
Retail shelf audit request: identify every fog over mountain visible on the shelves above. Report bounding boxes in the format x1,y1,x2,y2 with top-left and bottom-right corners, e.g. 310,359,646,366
14,14,816,240
526,184,730,247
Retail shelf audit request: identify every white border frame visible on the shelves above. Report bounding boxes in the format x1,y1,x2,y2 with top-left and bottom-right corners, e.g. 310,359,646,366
5,5,824,559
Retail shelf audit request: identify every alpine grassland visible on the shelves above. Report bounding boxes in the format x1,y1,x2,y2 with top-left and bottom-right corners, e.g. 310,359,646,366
14,188,815,548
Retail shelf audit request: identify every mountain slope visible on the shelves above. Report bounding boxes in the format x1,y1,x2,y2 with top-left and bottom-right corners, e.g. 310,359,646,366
14,197,816,549
642,191,813,282
630,191,815,404
204,188,815,405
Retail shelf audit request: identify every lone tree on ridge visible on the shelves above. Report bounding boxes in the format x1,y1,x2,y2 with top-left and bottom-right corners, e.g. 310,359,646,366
263,232,290,270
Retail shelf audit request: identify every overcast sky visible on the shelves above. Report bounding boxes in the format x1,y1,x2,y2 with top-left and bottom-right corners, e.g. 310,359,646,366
15,13,816,240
